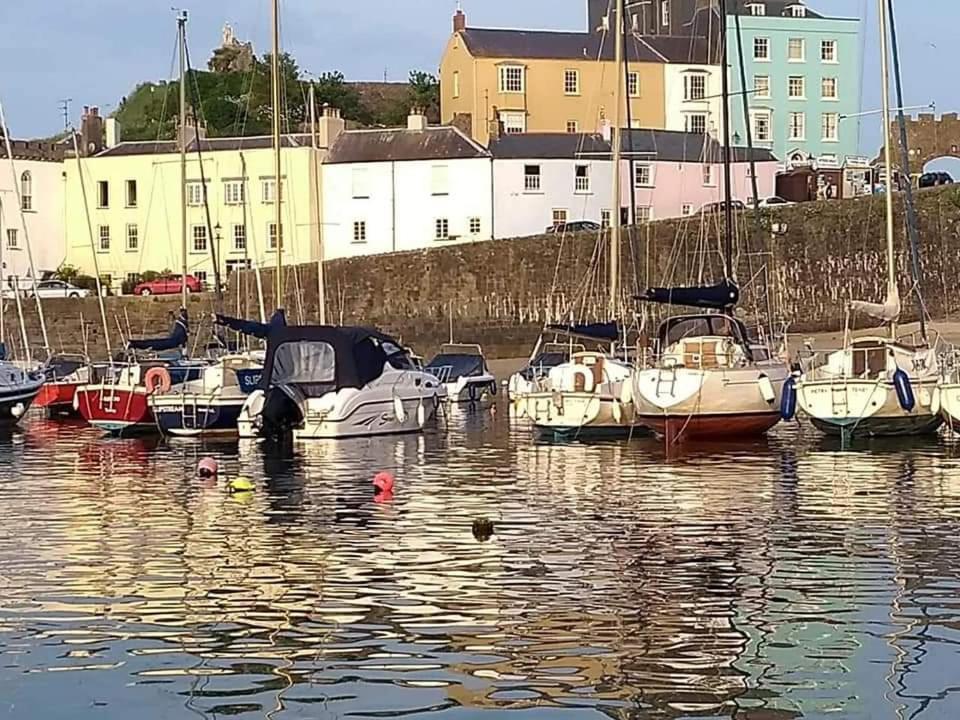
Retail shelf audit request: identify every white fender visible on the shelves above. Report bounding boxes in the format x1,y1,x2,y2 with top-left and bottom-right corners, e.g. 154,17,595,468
612,399,622,423
416,400,426,427
620,379,633,405
931,386,941,416
918,386,932,409
393,395,407,423
758,374,776,404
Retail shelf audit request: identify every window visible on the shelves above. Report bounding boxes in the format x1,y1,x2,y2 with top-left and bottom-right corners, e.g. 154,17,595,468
126,223,139,251
469,217,481,235
233,224,247,252
788,76,805,99
821,40,837,62
753,111,772,142
192,224,208,253
262,179,281,204
681,203,693,216
627,72,640,97
431,165,449,196
754,75,771,99
498,65,524,93
684,73,706,101
435,218,450,241
661,0,670,27
634,164,653,187
788,38,805,62
186,181,203,206
5,229,17,249
822,112,839,141
351,168,370,199
224,180,244,205
268,222,281,250
126,272,140,287
552,209,568,227
564,69,580,95
747,2,766,14
352,221,367,244
524,164,541,192
789,4,806,16
500,111,526,134
226,259,251,275
20,171,32,211
98,225,110,251
637,206,652,223
702,165,715,186
125,179,137,208
754,37,769,61
574,165,590,193
97,180,109,208
453,71,460,99
195,271,208,285
822,77,838,99
566,120,579,133
788,112,805,140
686,114,707,135
601,209,611,228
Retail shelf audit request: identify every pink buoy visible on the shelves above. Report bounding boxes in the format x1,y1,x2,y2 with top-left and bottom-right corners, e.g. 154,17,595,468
373,471,395,494
197,457,219,479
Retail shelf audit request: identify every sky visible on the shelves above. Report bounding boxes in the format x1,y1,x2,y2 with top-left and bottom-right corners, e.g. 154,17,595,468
0,0,952,155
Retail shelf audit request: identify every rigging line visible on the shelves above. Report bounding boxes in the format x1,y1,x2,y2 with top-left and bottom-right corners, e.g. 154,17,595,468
152,30,181,149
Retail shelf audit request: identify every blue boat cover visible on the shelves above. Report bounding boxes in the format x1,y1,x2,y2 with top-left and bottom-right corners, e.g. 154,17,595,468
215,308,287,340
544,321,620,342
637,280,740,310
127,308,189,351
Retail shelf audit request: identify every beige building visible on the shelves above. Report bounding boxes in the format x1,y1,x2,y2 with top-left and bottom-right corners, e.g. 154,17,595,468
440,9,713,146
63,107,345,291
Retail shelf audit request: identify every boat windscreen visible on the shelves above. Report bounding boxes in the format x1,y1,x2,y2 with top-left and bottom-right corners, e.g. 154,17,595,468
273,341,336,386
521,352,567,380
426,353,484,380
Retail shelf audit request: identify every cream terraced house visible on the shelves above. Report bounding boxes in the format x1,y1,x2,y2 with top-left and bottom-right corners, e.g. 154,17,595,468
62,109,345,291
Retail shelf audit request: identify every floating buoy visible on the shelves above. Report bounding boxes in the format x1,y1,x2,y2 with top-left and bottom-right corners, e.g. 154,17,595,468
780,376,798,420
893,367,915,411
373,471,395,503
472,517,495,542
228,476,255,493
197,456,218,478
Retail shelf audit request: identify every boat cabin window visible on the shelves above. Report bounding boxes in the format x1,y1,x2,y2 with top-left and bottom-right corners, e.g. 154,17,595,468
662,316,744,347
273,341,335,386
381,340,416,370
851,340,887,378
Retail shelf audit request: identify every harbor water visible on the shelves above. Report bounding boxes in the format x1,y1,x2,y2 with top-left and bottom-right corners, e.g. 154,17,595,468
2,412,960,718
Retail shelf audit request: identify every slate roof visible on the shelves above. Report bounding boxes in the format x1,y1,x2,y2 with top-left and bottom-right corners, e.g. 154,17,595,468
95,134,317,158
489,130,777,164
729,0,823,18
0,139,64,162
460,28,713,64
324,126,488,164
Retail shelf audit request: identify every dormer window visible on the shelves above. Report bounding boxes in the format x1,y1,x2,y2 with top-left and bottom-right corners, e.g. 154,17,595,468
787,4,806,17
746,3,766,15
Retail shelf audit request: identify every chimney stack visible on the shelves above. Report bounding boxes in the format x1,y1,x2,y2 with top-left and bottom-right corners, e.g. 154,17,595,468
453,8,466,33
178,111,207,150
488,108,503,141
105,117,122,148
407,107,428,132
80,106,104,156
317,104,345,149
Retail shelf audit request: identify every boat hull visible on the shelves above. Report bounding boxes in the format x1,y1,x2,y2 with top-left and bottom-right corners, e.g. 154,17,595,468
635,411,781,440
524,391,644,438
76,385,155,435
36,381,82,417
0,385,42,424
294,395,436,440
150,395,246,437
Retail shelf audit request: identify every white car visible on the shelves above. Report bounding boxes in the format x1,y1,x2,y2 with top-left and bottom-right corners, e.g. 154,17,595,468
757,196,795,209
27,280,90,299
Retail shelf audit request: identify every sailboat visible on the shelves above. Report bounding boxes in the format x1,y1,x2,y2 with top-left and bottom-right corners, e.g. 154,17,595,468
793,0,942,439
628,0,788,443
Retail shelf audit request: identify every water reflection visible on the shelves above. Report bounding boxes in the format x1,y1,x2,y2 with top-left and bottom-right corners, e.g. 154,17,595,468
0,412,959,717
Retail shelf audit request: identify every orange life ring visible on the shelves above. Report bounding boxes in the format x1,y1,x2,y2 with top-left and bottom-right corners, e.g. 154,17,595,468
144,366,172,395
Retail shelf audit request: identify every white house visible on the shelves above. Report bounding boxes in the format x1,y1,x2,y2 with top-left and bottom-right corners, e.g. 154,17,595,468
0,140,65,284
663,64,724,139
321,116,493,259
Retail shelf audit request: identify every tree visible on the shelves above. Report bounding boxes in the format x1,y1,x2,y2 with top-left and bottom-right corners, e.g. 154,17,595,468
311,71,370,125
408,71,440,119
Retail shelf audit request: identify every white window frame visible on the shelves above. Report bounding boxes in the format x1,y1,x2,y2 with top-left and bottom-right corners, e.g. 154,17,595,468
789,4,806,17
431,165,449,196
552,208,568,227
821,77,838,100
5,229,18,249
661,0,670,27
435,218,450,241
702,164,715,186
566,120,579,133
233,224,247,252
262,178,281,204
788,75,805,99
681,203,693,216
788,37,805,62
97,180,109,209
601,209,611,228
821,40,838,63
97,225,110,252
224,180,245,206
747,3,766,15
754,37,770,61
500,111,526,134
352,221,367,244
351,168,370,199
788,111,806,141
498,65,525,94
20,171,33,211
192,224,208,253
637,206,653,223
523,164,541,192
627,72,640,97
267,222,281,250
822,112,839,142
634,164,653,188
753,110,772,143
574,164,591,194
125,179,137,209
469,217,482,235
754,75,771,99
686,113,708,135
563,69,580,96
126,223,139,252
452,71,460,99
684,73,707,102
186,181,204,207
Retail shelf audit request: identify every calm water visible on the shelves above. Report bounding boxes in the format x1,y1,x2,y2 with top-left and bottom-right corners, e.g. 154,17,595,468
2,411,960,719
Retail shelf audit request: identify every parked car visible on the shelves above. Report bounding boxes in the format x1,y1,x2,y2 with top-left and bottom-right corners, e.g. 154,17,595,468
919,171,953,188
132,274,203,296
546,220,602,234
28,280,90,299
757,196,795,209
697,200,746,215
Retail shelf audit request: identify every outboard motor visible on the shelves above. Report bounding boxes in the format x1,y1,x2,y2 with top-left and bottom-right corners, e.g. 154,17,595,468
260,388,305,438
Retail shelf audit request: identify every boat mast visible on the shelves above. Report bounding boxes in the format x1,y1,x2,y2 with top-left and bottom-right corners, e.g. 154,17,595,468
878,0,896,338
609,0,624,319
178,11,189,309
718,0,734,277
309,83,327,324
271,0,284,309
0,99,50,361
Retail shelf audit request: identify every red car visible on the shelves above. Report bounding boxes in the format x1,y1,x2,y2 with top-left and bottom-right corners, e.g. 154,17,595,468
132,274,203,296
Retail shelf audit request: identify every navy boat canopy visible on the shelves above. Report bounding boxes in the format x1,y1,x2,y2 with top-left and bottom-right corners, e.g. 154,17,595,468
215,308,287,340
127,309,189,352
544,321,620,343
636,279,740,310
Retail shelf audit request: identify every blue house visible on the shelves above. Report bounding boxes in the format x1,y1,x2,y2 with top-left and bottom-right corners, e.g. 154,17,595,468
724,1,862,168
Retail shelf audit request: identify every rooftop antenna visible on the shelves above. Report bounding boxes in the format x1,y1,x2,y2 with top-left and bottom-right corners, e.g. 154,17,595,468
58,99,72,131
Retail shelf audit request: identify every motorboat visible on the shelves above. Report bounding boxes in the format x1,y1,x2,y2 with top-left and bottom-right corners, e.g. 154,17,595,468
424,343,496,406
631,312,788,442
238,325,445,440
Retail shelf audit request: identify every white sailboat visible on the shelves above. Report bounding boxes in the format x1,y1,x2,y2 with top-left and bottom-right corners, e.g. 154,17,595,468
793,0,942,439
628,0,788,444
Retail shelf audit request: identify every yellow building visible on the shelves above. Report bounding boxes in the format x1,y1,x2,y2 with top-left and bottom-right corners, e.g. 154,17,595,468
63,109,345,291
440,9,711,146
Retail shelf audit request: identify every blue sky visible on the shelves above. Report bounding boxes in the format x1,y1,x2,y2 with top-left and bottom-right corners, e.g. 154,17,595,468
0,0,949,155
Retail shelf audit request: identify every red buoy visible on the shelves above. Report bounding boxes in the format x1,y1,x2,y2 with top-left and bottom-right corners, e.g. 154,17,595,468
197,457,219,478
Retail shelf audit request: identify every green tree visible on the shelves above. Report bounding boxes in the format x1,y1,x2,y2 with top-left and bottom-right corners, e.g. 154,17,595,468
408,71,440,119
311,71,370,125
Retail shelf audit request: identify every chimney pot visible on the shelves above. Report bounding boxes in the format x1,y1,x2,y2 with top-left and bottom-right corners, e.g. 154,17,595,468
407,107,428,131
453,9,466,33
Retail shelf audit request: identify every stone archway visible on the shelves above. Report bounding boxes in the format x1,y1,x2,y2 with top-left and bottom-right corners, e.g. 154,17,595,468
892,112,960,170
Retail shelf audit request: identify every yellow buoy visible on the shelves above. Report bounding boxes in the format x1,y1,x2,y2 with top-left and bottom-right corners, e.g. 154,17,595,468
228,476,255,493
